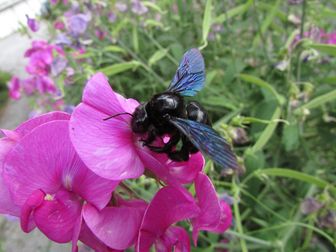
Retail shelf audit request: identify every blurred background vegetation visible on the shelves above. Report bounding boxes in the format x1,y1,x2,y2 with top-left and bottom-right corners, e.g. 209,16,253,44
1,0,336,251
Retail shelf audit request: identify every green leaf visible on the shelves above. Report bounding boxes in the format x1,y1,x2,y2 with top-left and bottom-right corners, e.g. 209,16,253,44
255,168,336,193
98,61,141,77
251,106,281,153
252,0,281,48
201,0,212,49
308,43,336,57
132,25,139,53
148,48,169,66
239,74,285,105
102,46,126,54
215,0,253,23
142,1,166,14
144,19,164,28
294,89,336,113
282,123,300,152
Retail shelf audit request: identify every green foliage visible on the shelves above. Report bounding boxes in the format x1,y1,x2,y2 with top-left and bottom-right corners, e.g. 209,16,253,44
0,71,10,107
45,0,336,250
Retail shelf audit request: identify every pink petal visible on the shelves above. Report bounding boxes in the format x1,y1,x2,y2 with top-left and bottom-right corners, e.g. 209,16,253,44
79,221,123,252
137,186,200,252
33,190,82,243
0,138,20,216
82,72,138,116
4,120,116,209
70,103,144,180
70,164,119,210
155,226,190,252
167,152,204,184
20,189,45,232
210,200,232,233
191,173,224,245
83,203,145,250
15,111,70,136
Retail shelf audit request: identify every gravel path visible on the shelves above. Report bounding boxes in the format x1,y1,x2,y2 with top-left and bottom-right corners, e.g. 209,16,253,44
0,28,71,252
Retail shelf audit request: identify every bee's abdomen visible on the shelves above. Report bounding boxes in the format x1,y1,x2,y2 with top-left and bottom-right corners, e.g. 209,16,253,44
186,101,211,125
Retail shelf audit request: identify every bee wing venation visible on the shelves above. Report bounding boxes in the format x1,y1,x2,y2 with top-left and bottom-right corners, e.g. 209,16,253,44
169,117,239,170
167,48,205,97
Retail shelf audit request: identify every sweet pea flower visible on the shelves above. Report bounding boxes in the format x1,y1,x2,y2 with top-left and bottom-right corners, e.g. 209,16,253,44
68,13,91,37
7,76,21,100
131,0,148,15
25,40,64,76
26,15,39,32
115,2,128,12
54,20,65,30
191,173,232,245
0,112,70,216
137,186,200,251
3,118,119,249
70,73,204,182
137,173,232,251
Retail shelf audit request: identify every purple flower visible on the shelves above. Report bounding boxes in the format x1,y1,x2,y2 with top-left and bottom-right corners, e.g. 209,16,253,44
131,0,148,15
300,197,323,214
108,12,117,23
7,76,21,100
115,2,128,12
51,57,67,76
68,13,91,37
54,33,72,46
26,15,39,32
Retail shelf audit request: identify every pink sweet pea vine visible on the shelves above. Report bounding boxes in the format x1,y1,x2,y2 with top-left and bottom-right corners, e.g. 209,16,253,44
0,73,233,251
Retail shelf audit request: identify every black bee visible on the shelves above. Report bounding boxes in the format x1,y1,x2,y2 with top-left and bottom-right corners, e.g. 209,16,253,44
107,49,239,171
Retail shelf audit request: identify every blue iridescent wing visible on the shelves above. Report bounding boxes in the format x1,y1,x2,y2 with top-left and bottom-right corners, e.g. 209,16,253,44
169,117,239,171
167,48,205,96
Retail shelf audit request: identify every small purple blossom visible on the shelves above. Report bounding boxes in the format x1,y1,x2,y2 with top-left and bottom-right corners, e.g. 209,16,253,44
300,197,323,215
26,15,39,32
7,76,21,100
116,2,128,12
131,0,148,15
108,12,117,23
54,33,72,46
51,57,67,76
67,13,91,37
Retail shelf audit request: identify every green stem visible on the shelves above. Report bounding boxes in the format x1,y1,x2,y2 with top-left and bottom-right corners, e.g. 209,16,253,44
118,40,166,87
296,0,307,82
232,177,248,252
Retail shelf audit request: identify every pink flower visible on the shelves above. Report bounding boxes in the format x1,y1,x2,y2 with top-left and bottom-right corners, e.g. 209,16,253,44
137,186,200,251
2,117,119,248
0,112,70,216
26,15,39,32
191,173,232,245
70,73,205,182
137,173,232,251
7,76,21,100
24,40,62,76
54,20,65,30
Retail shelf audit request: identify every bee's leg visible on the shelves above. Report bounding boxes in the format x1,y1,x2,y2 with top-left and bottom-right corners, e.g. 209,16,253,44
146,132,180,153
168,136,190,161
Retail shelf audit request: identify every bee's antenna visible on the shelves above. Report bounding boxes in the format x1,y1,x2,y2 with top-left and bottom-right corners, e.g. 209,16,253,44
103,112,133,121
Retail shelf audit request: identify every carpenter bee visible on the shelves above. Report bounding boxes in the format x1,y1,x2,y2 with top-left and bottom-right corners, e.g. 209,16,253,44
107,49,239,171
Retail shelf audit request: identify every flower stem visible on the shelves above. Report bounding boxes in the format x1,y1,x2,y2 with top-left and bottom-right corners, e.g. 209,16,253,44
232,176,248,252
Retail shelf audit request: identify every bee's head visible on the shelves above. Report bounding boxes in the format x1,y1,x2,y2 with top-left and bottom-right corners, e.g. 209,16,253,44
131,103,150,133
